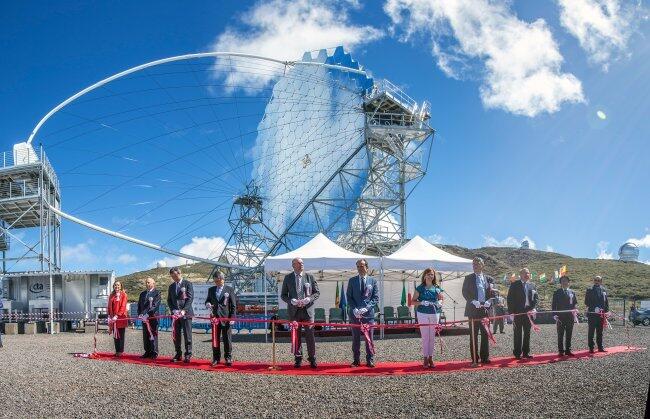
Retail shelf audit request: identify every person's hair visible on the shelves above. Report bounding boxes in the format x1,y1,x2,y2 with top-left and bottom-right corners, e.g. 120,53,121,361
420,267,439,287
145,277,156,284
520,267,530,275
169,267,181,274
213,270,225,279
560,275,570,282
594,275,602,281
472,257,484,266
356,259,368,267
111,280,123,295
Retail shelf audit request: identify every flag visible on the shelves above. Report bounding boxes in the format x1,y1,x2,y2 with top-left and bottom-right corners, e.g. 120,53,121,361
502,274,507,285
560,265,567,277
335,281,340,307
401,280,407,306
339,282,347,311
539,273,547,283
554,270,559,284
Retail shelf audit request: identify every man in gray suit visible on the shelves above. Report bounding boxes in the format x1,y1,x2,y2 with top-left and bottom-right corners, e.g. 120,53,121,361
280,258,320,368
347,258,379,367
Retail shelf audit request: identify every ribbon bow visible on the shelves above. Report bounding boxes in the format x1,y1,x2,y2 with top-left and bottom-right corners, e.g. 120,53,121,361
527,311,540,332
171,312,183,342
211,317,221,348
289,321,300,355
107,317,120,339
359,323,375,355
142,316,155,341
481,317,497,345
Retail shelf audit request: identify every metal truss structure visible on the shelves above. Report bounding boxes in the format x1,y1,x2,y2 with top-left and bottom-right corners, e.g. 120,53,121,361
222,57,434,292
0,143,61,274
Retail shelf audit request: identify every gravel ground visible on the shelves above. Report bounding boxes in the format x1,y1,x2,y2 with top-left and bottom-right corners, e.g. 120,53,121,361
0,324,647,418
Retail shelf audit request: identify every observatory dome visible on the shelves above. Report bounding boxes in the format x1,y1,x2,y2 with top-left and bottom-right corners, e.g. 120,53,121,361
521,240,530,249
618,242,639,262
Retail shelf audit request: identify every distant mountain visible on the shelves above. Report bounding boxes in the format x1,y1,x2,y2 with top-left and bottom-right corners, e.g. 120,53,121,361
118,246,650,303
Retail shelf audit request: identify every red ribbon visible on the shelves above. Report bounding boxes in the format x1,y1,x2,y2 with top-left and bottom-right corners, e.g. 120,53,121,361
527,311,540,332
481,317,497,345
171,313,183,342
360,323,375,355
289,321,300,355
211,318,220,348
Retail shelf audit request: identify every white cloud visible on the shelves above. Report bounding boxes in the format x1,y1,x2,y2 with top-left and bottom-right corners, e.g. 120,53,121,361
384,0,585,116
62,240,97,264
545,245,555,252
154,236,227,268
557,0,643,70
212,0,383,89
484,235,536,249
627,234,650,248
426,234,444,244
596,240,614,259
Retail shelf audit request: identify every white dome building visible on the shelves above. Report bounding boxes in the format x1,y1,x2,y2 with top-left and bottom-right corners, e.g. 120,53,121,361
618,242,639,262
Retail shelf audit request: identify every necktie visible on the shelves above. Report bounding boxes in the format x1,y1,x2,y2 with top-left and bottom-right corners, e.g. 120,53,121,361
360,277,365,294
297,275,304,299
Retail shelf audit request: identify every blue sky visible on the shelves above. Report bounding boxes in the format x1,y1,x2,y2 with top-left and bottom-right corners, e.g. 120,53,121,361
1,0,649,274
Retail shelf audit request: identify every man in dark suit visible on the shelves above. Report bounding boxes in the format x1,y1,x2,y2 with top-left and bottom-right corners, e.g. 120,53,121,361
346,258,379,367
585,275,609,353
462,257,495,365
167,267,194,363
280,258,320,368
204,270,237,367
137,277,161,359
491,291,506,334
507,267,538,359
551,275,577,356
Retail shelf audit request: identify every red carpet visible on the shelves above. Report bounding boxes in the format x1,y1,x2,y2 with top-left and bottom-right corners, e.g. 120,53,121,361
76,345,643,376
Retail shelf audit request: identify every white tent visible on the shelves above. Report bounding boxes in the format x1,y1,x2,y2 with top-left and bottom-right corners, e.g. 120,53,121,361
382,235,474,321
382,235,473,271
264,233,379,272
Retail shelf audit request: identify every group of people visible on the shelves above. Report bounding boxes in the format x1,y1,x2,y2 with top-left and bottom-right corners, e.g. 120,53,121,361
462,257,611,366
105,257,611,369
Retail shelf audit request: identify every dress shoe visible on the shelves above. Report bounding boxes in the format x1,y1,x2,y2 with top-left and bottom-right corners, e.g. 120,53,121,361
294,358,302,368
171,354,182,363
225,359,232,367
589,348,595,354
211,360,220,367
366,360,375,368
115,352,123,358
423,357,430,368
558,352,565,357
309,358,317,369
598,348,606,353
150,354,158,360
523,354,533,359
140,353,150,359
481,359,492,364
350,361,360,367
565,351,575,356
514,355,521,360
183,356,191,363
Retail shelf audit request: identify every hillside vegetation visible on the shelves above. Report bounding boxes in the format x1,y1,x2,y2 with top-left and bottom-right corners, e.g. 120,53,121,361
118,247,650,304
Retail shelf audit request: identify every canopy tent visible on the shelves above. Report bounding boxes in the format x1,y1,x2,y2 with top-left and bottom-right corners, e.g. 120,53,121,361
380,236,474,322
263,233,379,272
382,235,473,271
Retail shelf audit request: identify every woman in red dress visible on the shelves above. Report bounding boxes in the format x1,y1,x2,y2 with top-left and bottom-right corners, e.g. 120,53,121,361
108,281,128,356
